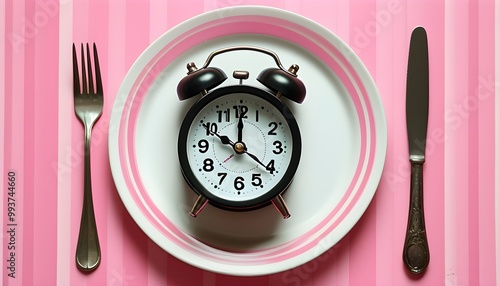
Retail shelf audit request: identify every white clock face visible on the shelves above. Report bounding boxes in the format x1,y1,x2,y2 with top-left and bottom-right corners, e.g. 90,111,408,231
184,91,296,203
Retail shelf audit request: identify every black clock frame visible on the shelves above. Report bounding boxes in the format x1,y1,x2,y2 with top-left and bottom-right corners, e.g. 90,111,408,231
178,85,301,211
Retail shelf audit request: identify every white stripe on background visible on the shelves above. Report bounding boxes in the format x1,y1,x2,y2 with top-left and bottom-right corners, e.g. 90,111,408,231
11,2,25,285
106,0,126,282
444,1,454,282
57,1,73,285
495,1,500,285
149,0,168,45
444,2,465,285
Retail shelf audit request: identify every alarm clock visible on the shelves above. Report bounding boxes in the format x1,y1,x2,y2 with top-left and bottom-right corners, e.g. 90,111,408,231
177,46,306,219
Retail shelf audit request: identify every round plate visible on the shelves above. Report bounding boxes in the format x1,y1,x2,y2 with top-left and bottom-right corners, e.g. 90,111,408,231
109,6,387,276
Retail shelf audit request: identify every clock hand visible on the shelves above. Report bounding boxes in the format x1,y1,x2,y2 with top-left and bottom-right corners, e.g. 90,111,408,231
242,149,275,173
244,151,267,169
203,124,235,146
203,124,274,173
237,116,244,142
218,134,234,146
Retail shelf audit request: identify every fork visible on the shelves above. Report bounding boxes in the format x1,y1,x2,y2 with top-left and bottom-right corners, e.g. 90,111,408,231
73,43,103,271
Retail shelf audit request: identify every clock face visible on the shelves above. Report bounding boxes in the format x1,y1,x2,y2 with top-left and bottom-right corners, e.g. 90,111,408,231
178,85,301,210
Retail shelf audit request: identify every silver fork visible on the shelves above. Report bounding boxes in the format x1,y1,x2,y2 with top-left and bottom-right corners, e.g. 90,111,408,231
73,43,102,271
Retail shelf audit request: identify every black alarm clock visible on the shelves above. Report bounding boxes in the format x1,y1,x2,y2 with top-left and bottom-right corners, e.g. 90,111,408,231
177,46,306,219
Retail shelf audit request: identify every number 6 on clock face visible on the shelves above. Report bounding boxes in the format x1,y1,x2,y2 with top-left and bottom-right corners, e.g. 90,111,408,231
176,46,306,219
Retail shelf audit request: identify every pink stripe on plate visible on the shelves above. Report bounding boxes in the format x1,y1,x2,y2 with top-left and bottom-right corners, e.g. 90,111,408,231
116,12,379,268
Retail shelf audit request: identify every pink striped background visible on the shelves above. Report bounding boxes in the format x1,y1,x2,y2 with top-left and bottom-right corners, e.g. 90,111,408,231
1,0,498,285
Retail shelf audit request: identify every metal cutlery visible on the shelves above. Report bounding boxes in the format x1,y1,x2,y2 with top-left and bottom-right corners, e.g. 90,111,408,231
73,43,103,271
403,26,430,274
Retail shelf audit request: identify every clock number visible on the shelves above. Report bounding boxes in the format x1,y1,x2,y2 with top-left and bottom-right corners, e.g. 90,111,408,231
216,108,230,122
217,173,227,185
266,160,276,174
203,158,214,172
234,177,245,191
255,110,259,122
233,105,248,118
198,139,209,153
272,140,283,154
203,122,218,136
251,174,262,187
268,122,278,135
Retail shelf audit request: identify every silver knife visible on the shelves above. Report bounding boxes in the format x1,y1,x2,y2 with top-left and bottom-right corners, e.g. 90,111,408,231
403,26,430,274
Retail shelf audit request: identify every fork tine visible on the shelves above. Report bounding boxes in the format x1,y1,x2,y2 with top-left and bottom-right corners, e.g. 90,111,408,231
86,43,94,94
72,43,81,95
80,43,87,94
93,43,103,94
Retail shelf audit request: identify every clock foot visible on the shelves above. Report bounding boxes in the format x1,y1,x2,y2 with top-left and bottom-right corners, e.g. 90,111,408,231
189,195,209,218
271,195,291,219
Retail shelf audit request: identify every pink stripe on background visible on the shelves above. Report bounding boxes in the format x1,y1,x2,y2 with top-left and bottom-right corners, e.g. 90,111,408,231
56,0,73,284
496,2,500,285
0,0,5,197
347,1,377,286
166,253,205,285
0,0,4,271
149,0,168,42
166,0,204,32
2,1,15,284
147,240,169,285
32,0,61,284
70,0,89,284
373,0,402,284
106,0,126,284
21,0,36,284
444,2,471,286
467,1,480,285
5,1,28,285
389,6,409,284
122,0,152,285
477,1,497,285
20,2,39,285
87,0,111,285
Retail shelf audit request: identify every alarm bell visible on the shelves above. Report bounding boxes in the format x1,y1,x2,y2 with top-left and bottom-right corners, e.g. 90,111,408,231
176,46,306,103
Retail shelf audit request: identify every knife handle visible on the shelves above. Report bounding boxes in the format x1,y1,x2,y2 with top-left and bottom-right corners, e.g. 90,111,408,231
403,161,430,274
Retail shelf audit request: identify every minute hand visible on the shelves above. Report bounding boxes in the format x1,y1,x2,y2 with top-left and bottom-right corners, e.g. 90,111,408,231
243,149,275,174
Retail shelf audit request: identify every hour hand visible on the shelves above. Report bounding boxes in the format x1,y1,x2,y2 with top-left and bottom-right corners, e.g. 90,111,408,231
203,124,234,146
218,134,234,146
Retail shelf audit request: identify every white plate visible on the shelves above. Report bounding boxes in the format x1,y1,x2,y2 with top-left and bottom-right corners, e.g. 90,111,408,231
109,6,387,276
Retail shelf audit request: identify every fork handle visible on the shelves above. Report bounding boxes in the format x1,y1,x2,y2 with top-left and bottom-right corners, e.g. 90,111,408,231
76,124,101,271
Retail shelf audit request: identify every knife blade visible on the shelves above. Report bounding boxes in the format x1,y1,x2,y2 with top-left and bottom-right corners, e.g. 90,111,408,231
403,26,430,274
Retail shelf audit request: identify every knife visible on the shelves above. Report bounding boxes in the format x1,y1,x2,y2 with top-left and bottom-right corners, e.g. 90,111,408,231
403,26,430,274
